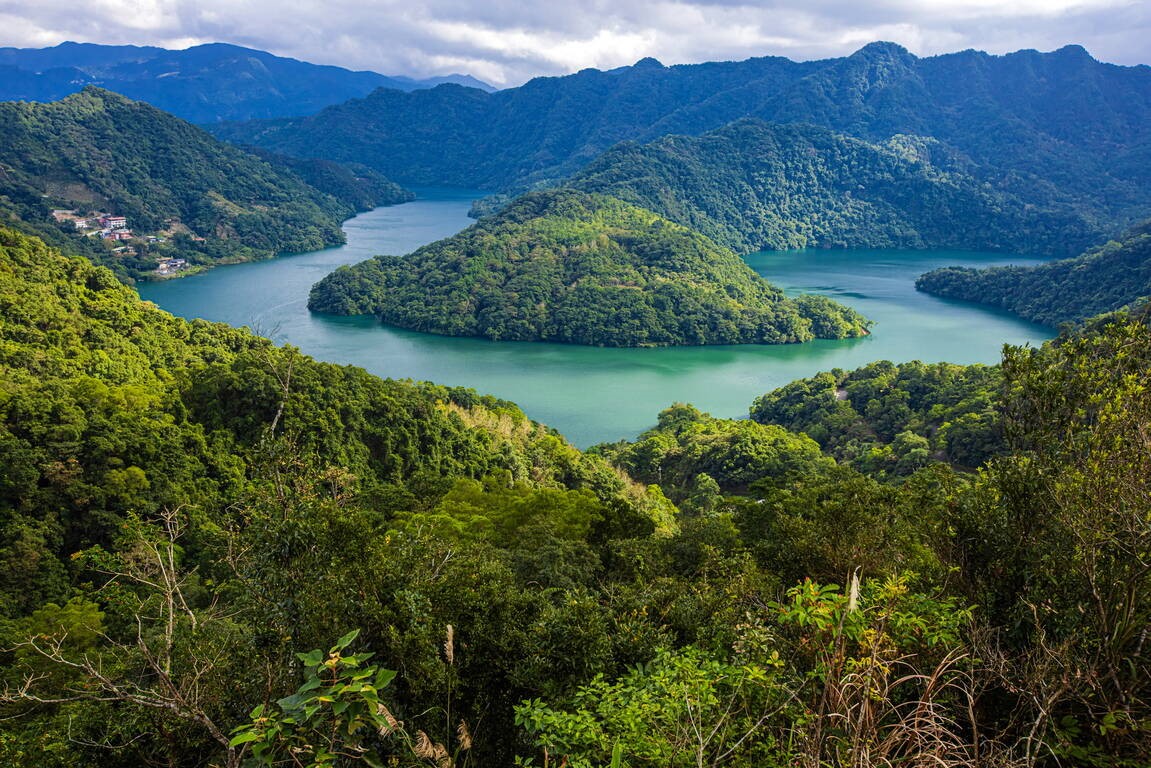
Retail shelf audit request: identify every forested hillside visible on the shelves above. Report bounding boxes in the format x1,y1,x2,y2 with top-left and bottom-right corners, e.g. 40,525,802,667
308,189,870,345
0,225,675,764
916,216,1151,324
216,42,1151,242
566,120,1091,255
749,359,1004,472
0,87,409,280
1,226,1149,766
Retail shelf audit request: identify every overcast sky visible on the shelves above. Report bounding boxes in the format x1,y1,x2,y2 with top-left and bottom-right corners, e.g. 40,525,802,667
0,0,1147,87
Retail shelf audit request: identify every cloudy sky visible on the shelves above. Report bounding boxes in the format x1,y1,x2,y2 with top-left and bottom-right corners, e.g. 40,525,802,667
0,0,1148,86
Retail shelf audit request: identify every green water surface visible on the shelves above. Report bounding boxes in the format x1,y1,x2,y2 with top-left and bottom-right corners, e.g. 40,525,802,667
138,188,1055,447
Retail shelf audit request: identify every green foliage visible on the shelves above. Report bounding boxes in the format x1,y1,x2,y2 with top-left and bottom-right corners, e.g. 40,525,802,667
231,629,406,768
0,87,408,280
517,576,975,768
736,464,948,584
750,359,1003,472
394,476,605,545
570,119,1087,256
945,311,1151,763
917,219,1151,326
595,403,834,502
310,189,869,346
515,646,793,768
769,575,978,767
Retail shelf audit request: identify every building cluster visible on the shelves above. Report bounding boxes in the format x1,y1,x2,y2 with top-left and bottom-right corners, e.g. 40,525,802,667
52,209,184,274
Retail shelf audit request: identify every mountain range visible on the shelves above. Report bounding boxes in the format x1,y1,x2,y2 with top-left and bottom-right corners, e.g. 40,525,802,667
214,43,1151,233
0,41,495,123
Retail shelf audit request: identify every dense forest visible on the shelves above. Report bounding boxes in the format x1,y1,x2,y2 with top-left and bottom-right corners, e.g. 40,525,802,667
1,225,1149,766
215,42,1151,241
1,33,1150,768
0,87,409,281
916,216,1151,325
564,119,1093,256
308,189,870,346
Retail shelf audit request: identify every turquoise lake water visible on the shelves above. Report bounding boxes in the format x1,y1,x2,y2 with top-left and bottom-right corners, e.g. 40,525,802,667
139,188,1055,447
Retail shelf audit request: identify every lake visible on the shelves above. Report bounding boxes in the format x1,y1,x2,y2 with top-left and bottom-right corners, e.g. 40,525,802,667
138,188,1055,447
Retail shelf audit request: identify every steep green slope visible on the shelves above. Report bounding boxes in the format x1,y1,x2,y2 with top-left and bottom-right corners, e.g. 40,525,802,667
0,87,408,280
568,120,1086,255
0,225,659,588
308,189,870,346
750,360,1004,473
916,218,1151,325
3,221,1151,766
0,225,676,764
247,149,414,210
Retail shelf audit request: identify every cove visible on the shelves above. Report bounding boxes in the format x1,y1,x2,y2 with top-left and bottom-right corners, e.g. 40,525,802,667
139,188,1056,448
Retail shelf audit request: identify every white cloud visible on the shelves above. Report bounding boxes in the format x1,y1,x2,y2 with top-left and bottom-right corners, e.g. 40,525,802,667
0,0,1146,86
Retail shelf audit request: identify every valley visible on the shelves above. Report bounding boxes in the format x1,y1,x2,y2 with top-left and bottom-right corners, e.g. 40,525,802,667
138,189,1054,446
1,31,1149,768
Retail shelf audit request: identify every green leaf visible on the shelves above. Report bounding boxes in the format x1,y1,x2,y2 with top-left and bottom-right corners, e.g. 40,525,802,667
333,628,361,651
228,730,264,747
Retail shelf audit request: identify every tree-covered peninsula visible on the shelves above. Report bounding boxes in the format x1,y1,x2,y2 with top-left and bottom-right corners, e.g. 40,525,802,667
0,87,410,280
916,217,1151,325
308,189,870,346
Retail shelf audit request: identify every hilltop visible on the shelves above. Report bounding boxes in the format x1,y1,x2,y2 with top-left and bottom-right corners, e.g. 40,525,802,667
566,119,1092,256
308,189,870,346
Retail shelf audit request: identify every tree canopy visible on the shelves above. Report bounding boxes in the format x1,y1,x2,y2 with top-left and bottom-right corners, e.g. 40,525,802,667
309,189,870,346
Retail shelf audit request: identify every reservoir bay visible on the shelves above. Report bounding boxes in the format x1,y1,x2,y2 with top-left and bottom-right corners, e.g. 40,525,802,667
139,188,1055,448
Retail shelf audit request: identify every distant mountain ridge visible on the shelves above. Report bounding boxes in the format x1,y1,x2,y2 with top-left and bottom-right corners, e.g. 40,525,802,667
0,41,495,123
215,42,1151,249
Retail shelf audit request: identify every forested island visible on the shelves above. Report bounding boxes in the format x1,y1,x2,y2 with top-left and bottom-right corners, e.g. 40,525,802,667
309,189,870,346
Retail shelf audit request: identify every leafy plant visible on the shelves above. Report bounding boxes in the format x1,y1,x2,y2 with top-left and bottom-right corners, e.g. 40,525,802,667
231,629,415,768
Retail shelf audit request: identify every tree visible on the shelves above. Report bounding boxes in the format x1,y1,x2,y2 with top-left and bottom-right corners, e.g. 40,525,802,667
1,507,252,768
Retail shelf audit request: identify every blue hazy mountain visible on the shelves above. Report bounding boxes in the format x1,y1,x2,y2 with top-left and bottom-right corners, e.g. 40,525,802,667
0,41,495,122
